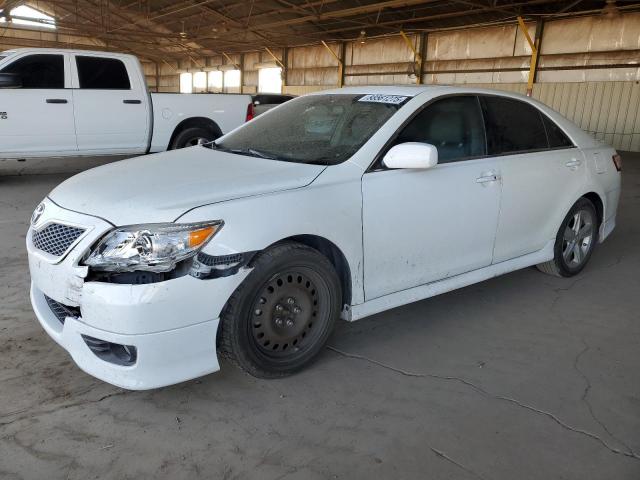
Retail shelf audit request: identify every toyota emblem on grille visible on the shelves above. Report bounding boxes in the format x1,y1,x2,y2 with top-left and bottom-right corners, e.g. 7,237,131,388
31,203,45,225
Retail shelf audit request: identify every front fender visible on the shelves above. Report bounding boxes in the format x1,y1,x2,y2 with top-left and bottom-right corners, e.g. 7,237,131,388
177,162,366,305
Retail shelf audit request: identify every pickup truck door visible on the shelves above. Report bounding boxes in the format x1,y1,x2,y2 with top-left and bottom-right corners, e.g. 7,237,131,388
71,54,150,154
0,53,77,156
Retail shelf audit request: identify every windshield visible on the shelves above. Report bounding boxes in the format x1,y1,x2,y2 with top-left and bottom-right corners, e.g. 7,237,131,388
215,94,407,165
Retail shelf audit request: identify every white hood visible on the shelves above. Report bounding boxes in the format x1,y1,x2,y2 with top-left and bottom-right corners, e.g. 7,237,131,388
49,146,326,225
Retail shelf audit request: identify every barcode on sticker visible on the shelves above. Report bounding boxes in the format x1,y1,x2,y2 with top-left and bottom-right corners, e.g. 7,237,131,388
358,94,408,105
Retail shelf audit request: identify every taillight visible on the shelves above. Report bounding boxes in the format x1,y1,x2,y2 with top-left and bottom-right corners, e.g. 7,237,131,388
612,153,622,172
246,103,255,122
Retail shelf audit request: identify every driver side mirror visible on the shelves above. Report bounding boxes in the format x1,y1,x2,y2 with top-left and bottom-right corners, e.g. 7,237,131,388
382,142,438,169
0,73,22,89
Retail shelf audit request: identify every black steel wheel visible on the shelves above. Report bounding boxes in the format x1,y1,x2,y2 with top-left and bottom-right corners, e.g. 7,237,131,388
218,242,341,378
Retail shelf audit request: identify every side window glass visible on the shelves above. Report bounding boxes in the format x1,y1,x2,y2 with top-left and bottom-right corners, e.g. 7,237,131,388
76,56,130,89
542,115,573,148
394,96,486,163
480,96,548,155
0,54,64,89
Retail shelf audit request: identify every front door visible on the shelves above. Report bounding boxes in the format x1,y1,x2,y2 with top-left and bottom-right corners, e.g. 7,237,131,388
0,53,77,156
362,96,502,300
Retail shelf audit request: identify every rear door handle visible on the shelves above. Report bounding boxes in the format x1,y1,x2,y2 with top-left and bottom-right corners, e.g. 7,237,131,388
565,159,582,168
46,99,68,104
123,99,142,104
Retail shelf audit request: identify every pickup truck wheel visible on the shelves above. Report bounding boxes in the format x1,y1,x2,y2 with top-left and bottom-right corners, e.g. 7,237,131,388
537,198,598,277
218,242,341,378
171,127,219,149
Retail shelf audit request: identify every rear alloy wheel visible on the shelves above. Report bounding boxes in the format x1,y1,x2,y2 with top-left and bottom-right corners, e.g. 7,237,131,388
218,242,341,378
537,198,598,277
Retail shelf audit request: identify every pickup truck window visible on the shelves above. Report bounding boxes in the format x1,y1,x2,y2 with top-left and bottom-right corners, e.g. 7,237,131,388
215,94,404,165
76,56,130,90
0,54,64,89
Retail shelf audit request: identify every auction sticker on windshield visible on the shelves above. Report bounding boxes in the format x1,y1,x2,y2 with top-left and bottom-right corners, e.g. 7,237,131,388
358,94,408,105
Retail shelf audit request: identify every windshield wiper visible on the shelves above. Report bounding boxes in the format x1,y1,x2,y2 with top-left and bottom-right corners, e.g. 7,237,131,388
206,141,226,151
246,148,280,160
209,143,275,158
210,144,306,163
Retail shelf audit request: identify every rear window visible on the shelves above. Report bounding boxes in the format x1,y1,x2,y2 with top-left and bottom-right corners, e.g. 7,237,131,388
76,56,130,89
480,96,548,155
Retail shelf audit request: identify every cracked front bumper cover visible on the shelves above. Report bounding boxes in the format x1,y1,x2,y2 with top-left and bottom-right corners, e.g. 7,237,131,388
31,283,221,390
26,198,251,389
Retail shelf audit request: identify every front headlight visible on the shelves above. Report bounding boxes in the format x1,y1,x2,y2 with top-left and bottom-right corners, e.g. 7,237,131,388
84,221,223,273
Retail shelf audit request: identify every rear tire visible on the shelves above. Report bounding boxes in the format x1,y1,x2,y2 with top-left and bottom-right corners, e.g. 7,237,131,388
536,198,598,277
218,242,341,378
170,126,219,149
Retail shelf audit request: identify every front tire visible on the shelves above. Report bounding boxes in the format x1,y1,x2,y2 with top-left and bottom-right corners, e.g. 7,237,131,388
537,198,598,277
218,242,342,378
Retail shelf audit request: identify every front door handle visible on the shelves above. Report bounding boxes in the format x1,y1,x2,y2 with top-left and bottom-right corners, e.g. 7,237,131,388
476,173,500,184
46,99,68,104
565,159,582,169
123,99,142,104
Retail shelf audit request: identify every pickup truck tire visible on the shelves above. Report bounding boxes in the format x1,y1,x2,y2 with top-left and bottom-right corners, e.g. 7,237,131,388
537,198,598,277
218,242,341,378
170,127,219,149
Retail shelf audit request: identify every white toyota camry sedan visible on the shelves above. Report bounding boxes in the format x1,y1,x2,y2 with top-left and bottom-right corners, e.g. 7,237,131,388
27,86,622,389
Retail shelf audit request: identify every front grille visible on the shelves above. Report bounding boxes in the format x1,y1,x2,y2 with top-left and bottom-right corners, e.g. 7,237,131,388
32,223,85,257
44,294,80,325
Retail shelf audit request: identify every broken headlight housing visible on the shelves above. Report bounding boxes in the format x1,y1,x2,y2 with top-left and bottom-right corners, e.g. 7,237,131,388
84,221,223,273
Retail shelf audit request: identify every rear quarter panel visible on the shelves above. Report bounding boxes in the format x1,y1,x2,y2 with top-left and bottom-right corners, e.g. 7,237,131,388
580,144,621,231
533,101,621,242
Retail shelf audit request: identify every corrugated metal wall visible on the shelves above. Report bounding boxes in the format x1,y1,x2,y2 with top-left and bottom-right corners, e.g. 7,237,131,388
136,13,640,151
6,11,634,150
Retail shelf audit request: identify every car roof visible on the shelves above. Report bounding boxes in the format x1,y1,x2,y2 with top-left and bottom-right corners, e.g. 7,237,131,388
312,85,598,148
314,84,532,99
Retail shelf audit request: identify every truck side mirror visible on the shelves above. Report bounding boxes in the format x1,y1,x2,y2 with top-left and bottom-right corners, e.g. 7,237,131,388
0,73,22,89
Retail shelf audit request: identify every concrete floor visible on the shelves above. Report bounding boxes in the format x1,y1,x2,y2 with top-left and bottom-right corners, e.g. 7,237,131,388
1,154,639,480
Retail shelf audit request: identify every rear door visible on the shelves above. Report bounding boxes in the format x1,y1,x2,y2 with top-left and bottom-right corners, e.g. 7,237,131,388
480,95,586,263
0,53,76,156
362,95,502,300
71,54,149,154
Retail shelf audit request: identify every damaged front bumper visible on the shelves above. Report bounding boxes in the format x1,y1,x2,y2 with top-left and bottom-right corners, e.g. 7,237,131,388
27,198,248,390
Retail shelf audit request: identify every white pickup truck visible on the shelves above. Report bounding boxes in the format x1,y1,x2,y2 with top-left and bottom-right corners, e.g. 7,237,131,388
0,48,254,158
